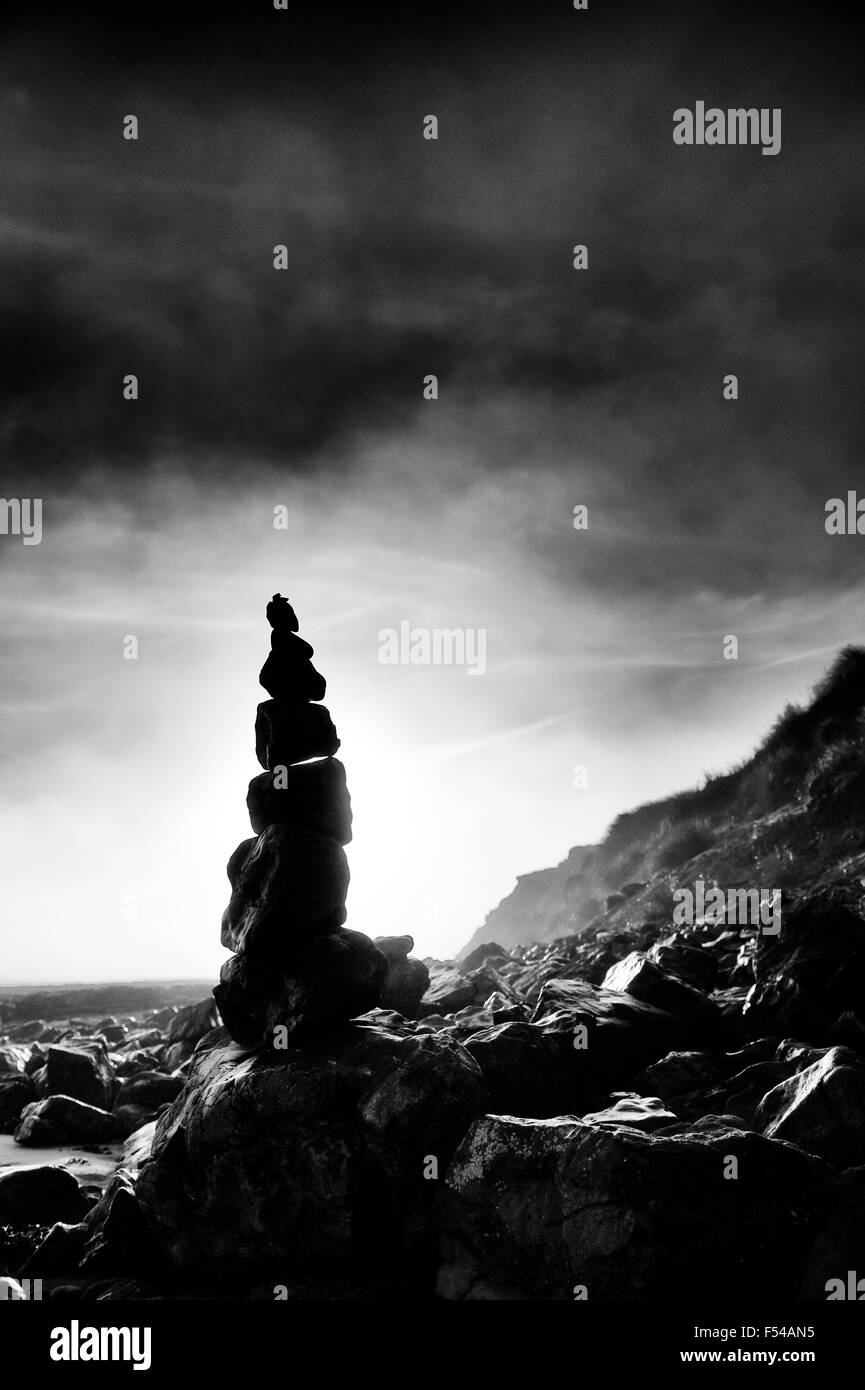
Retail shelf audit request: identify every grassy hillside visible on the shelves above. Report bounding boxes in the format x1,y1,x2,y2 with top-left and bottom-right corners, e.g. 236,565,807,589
461,646,865,958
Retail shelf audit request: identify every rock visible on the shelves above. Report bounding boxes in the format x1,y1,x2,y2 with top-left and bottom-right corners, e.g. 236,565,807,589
374,936,430,1018
800,1166,865,1297
756,1045,865,1169
247,758,352,844
602,952,723,1036
166,999,220,1048
162,1043,193,1071
214,928,388,1047
221,824,349,954
460,942,510,972
0,1165,90,1225
136,1025,486,1275
420,967,477,1016
77,1173,165,1278
647,933,718,992
255,700,340,771
97,1025,128,1046
436,1113,834,1300
465,1022,577,1118
635,1051,727,1103
113,1072,185,1134
529,977,691,1099
14,1095,124,1145
0,1044,28,1074
823,1011,865,1054
4,1020,45,1043
150,1007,178,1030
581,1093,679,1132
266,593,299,631
744,891,865,1040
0,1073,35,1131
259,636,326,702
35,1041,114,1110
115,1072,184,1112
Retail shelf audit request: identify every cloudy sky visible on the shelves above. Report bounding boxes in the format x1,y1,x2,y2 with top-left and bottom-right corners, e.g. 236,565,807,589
1,1,863,981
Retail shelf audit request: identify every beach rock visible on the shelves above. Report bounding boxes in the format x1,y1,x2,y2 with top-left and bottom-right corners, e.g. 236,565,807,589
255,700,340,771
4,1020,45,1043
166,999,220,1048
465,1022,576,1118
0,1164,90,1226
756,1045,865,1169
420,966,477,1017
14,1095,123,1146
214,928,388,1046
34,1040,115,1111
0,1073,35,1131
602,952,723,1036
375,936,430,1017
745,891,865,1040
247,758,352,843
580,1093,679,1132
647,934,718,992
136,1025,486,1275
221,824,349,954
436,1113,834,1300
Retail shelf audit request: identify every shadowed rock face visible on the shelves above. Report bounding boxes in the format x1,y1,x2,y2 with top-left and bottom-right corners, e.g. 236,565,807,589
436,1113,835,1301
220,823,350,954
254,701,340,770
136,1025,487,1276
246,757,352,843
214,929,388,1048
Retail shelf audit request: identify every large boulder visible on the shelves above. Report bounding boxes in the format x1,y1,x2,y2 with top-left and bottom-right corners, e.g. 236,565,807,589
744,891,865,1040
0,1044,28,1074
136,1024,487,1278
465,1022,577,1118
0,1073,35,1132
420,966,477,1017
756,1045,865,1169
3,1020,45,1043
14,1095,124,1145
247,758,352,844
602,952,723,1037
436,1113,834,1300
255,700,340,771
166,999,220,1048
214,929,388,1047
221,824,349,954
113,1072,186,1134
647,933,718,992
0,1164,89,1226
528,977,693,1101
375,936,430,1017
33,1040,115,1110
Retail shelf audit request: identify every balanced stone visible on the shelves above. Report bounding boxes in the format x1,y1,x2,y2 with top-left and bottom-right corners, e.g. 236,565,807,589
266,593,299,631
259,634,326,702
255,700,340,770
214,929,388,1046
220,823,349,955
247,758,352,843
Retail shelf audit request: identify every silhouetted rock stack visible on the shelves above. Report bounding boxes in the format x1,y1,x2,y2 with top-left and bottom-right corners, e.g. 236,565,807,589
214,595,388,1047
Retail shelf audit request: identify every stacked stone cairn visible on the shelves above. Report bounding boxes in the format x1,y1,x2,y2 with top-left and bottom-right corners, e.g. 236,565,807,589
214,594,389,1047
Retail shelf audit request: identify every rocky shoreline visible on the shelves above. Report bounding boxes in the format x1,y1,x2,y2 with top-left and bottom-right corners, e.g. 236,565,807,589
3,613,865,1301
